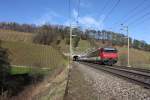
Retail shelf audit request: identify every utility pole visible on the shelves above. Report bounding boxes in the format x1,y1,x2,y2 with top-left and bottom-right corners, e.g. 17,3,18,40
121,24,130,67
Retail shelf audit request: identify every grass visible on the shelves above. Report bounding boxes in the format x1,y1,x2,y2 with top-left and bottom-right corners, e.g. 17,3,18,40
11,65,32,75
10,65,51,75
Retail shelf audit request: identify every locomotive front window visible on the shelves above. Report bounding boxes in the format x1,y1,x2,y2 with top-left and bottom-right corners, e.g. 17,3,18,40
104,50,117,53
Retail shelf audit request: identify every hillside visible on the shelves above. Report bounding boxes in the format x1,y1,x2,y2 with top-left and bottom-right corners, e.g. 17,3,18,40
0,29,68,99
0,30,68,70
0,28,149,70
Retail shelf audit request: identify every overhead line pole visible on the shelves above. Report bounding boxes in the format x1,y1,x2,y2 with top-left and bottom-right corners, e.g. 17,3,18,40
127,26,130,67
70,24,72,60
68,0,72,69
121,24,130,67
69,0,80,62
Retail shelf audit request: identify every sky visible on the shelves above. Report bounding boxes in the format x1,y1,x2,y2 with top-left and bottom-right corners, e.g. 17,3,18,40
0,0,150,43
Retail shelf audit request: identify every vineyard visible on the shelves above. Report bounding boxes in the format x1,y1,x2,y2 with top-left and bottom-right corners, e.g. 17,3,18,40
1,41,67,69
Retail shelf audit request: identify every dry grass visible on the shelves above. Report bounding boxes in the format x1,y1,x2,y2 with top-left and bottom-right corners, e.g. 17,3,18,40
58,40,69,53
117,47,150,69
0,29,34,43
37,66,68,100
8,66,68,100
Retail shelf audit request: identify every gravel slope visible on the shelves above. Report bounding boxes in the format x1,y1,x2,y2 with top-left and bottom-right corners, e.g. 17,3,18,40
66,62,150,100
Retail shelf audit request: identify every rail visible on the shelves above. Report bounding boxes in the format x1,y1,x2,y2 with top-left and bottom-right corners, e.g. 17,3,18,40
80,62,150,88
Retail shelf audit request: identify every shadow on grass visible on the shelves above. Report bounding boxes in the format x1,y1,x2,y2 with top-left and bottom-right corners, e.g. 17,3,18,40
0,73,44,97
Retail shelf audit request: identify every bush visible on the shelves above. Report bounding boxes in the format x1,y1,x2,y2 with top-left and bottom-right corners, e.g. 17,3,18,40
33,25,57,45
0,42,10,94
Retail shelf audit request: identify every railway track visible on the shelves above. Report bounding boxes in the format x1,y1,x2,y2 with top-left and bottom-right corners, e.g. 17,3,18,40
79,62,150,88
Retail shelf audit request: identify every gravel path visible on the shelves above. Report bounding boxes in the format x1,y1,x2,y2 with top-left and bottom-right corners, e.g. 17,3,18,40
66,62,150,100
64,63,98,100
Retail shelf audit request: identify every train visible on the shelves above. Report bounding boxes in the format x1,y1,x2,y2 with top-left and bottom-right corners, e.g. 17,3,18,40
73,47,118,65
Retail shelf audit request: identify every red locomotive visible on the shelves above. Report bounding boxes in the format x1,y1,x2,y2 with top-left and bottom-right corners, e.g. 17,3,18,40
77,47,118,65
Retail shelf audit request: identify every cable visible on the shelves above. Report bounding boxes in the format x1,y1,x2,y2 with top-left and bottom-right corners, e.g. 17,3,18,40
68,0,71,23
122,0,148,24
100,0,110,14
128,11,150,26
125,5,150,26
112,0,147,26
129,14,150,28
103,0,121,22
77,0,80,24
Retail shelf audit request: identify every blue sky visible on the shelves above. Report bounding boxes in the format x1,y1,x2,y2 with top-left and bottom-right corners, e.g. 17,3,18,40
0,0,150,43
